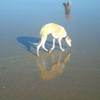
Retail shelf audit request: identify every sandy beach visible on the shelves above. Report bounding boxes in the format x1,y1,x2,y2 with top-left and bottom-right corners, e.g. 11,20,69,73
0,0,100,100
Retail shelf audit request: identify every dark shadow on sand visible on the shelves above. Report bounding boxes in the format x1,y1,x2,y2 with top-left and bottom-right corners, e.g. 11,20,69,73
16,36,52,55
17,36,39,54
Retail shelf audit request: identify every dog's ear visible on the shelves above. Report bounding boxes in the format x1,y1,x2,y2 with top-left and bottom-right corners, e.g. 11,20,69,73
67,35,72,42
67,35,70,39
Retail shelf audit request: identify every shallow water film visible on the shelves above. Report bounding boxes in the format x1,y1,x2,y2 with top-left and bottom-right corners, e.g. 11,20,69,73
0,0,100,100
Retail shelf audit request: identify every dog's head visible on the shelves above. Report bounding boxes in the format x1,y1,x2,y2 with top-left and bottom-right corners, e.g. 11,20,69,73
65,35,72,47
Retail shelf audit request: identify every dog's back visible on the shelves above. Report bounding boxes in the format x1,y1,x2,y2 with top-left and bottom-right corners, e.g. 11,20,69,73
40,23,66,39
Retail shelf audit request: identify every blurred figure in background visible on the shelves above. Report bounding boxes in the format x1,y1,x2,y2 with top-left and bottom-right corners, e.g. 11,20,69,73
63,0,72,21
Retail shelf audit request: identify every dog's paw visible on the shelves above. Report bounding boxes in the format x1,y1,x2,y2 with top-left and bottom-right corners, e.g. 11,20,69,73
61,48,65,52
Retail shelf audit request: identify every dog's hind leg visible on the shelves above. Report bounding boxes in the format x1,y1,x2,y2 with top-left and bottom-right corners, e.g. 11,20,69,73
37,38,48,56
42,39,48,52
37,40,43,56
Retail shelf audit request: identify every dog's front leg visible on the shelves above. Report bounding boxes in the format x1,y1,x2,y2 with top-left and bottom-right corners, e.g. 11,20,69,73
49,38,56,54
58,38,65,51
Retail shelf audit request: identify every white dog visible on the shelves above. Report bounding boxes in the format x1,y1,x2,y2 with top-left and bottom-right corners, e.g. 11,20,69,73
35,23,72,56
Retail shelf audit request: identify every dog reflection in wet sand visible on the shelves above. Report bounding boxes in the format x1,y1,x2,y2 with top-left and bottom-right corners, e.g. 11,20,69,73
37,51,71,80
63,0,72,20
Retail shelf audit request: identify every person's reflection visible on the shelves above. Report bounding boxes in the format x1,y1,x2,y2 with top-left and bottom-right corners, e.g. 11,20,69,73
37,51,71,80
63,0,72,21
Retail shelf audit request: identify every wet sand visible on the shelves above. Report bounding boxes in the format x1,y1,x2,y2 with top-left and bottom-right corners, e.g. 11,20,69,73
0,0,100,100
